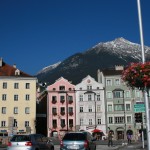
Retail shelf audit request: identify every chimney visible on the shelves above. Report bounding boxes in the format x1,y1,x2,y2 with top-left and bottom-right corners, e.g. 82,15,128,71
0,58,3,67
13,64,16,68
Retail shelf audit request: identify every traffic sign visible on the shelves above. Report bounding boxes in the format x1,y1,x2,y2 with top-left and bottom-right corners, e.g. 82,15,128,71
134,104,145,112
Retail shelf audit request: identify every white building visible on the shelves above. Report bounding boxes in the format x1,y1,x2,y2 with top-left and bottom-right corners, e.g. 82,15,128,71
75,75,106,137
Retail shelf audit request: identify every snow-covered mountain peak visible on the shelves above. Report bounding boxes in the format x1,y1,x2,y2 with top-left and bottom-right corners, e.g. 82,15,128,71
37,61,61,75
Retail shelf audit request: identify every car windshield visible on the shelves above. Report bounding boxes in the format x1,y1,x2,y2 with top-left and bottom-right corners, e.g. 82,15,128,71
10,135,30,142
63,133,86,140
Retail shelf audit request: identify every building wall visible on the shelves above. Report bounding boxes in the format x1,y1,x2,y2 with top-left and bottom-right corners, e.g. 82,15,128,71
47,77,76,138
75,75,106,136
0,77,37,136
98,70,145,140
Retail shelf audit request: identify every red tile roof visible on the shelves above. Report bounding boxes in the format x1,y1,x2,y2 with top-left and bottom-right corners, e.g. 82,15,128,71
0,61,32,77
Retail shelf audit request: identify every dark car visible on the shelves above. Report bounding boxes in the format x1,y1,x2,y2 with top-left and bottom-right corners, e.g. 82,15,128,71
7,134,54,150
60,131,96,150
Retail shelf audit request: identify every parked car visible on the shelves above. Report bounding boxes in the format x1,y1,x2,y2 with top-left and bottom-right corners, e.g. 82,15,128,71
60,131,96,150
7,134,54,150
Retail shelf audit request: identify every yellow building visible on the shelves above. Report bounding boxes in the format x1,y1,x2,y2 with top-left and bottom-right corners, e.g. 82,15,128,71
0,58,37,136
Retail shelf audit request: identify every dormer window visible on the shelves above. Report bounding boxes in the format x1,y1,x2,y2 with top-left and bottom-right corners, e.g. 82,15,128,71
59,86,65,91
15,69,20,76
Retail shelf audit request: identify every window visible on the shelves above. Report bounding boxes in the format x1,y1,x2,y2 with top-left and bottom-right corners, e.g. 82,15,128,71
125,91,131,98
108,105,112,112
88,95,92,101
114,104,124,111
113,91,123,98
25,83,30,89
3,82,7,89
79,95,83,101
127,116,131,123
126,104,130,111
88,106,92,112
59,86,65,91
52,96,57,101
68,107,73,113
135,90,140,98
14,83,19,89
107,92,112,99
114,117,125,123
80,118,83,125
60,119,65,127
52,119,57,127
106,79,112,86
14,119,17,127
60,96,65,101
52,108,57,113
25,121,29,127
14,107,18,114
2,107,6,114
89,119,92,125
108,117,113,124
68,96,73,101
87,85,92,90
25,107,30,114
53,88,56,91
25,94,30,101
97,94,100,101
60,107,65,113
97,118,101,124
115,79,120,85
80,106,83,112
2,94,7,101
14,95,18,101
69,119,73,127
1,121,6,127
97,105,101,112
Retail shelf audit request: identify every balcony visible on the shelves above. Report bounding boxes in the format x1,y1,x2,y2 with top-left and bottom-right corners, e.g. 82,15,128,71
52,112,57,116
60,111,65,116
52,100,57,104
68,100,73,104
69,112,73,116
60,99,65,103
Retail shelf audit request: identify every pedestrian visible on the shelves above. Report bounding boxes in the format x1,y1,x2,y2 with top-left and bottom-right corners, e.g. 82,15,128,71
108,131,113,147
127,133,132,144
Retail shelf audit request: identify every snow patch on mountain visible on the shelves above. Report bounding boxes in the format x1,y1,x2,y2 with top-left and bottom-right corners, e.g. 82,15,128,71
37,61,61,74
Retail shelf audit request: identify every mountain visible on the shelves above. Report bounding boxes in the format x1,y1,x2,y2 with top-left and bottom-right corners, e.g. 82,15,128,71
36,37,150,85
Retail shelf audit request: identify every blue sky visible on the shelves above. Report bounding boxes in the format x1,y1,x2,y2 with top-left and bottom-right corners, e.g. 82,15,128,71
0,0,150,75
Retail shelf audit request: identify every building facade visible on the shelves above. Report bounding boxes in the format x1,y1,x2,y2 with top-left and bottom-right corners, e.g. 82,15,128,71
97,65,146,140
0,58,37,136
47,77,76,138
75,75,106,138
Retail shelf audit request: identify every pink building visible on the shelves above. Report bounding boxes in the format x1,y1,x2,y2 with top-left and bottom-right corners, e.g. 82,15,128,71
47,77,76,138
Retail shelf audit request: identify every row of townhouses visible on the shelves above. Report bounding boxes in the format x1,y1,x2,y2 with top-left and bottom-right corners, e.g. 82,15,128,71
0,58,147,141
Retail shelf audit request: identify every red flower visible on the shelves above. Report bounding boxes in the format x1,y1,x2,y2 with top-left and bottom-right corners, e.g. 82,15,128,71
122,62,150,90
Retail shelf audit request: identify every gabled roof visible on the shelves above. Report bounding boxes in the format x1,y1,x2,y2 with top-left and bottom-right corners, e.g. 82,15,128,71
0,61,32,77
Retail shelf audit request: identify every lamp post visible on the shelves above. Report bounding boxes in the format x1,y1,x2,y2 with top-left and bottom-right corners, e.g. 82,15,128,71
66,93,68,131
113,89,126,142
137,1,150,149
94,93,97,129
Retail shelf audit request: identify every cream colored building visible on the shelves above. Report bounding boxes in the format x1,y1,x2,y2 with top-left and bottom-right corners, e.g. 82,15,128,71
0,58,37,136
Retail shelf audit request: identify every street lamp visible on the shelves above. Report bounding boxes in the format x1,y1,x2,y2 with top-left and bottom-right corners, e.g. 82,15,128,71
137,1,150,149
94,93,97,130
113,88,126,141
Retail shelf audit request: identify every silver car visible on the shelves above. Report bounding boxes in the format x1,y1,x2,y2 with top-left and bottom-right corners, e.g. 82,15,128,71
60,131,96,150
7,134,54,150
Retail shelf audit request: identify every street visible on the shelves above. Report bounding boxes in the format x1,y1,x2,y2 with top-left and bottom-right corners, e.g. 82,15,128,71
0,143,147,150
